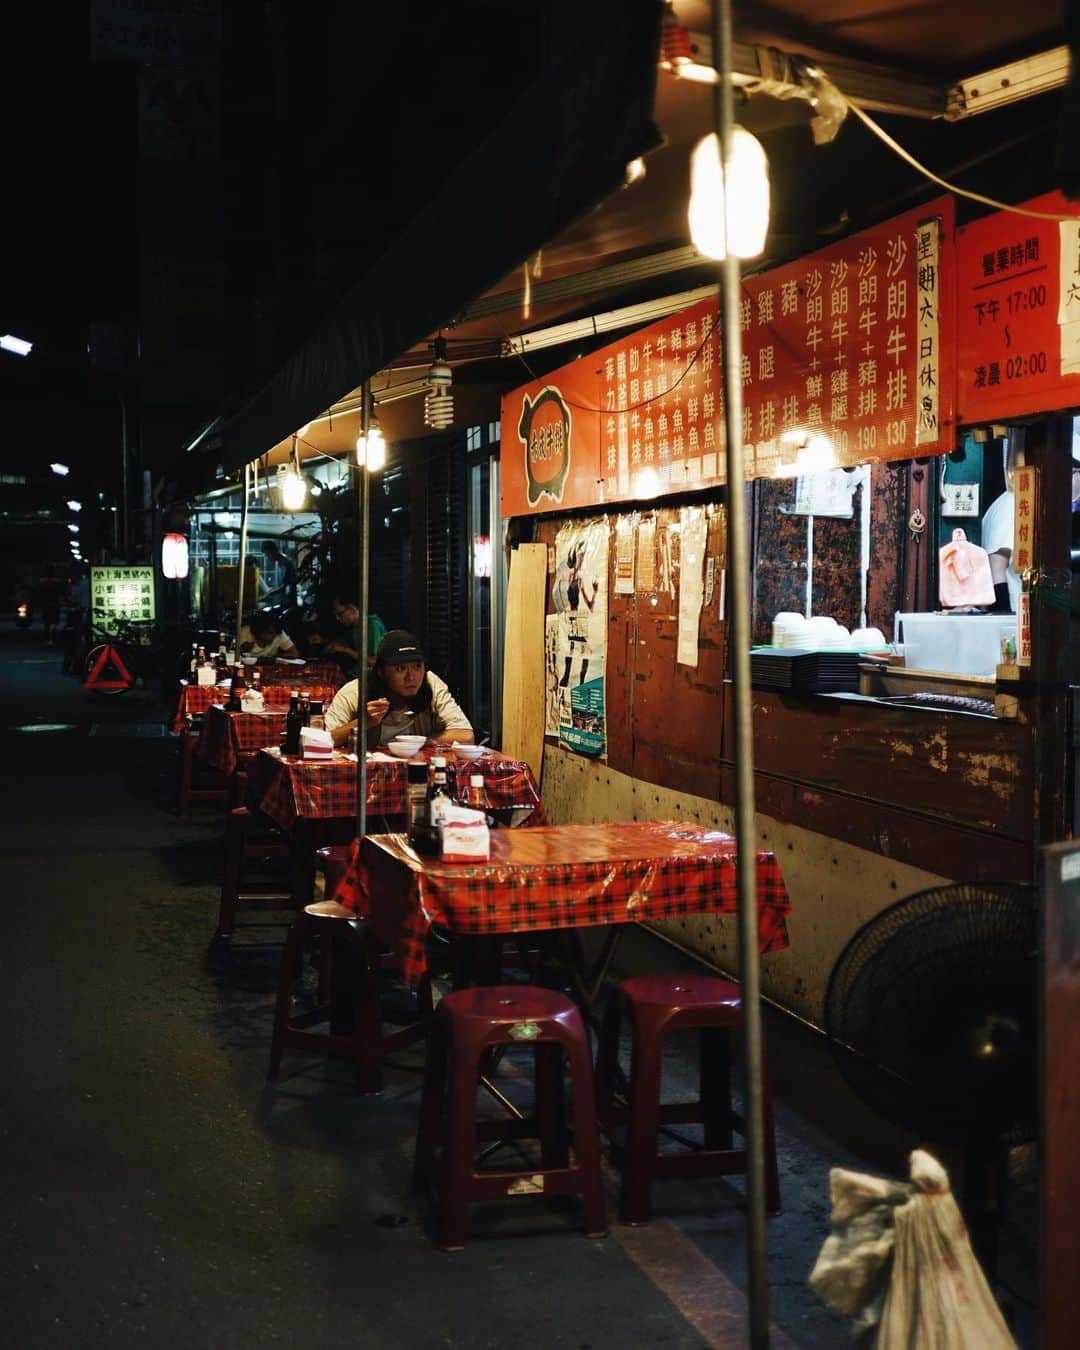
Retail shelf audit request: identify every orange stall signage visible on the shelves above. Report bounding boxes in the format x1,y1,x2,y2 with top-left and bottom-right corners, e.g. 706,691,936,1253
956,191,1080,424
500,197,955,517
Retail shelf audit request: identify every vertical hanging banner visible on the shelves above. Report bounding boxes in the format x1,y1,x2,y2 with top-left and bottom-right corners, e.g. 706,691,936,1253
551,520,608,758
1013,465,1038,575
500,198,955,517
956,191,1080,422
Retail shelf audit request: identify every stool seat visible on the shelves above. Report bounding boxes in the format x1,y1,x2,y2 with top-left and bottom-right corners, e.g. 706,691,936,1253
616,974,742,1016
596,973,781,1225
305,899,353,921
414,985,607,1250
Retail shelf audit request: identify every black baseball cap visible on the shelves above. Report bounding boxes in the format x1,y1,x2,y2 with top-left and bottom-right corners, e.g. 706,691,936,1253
376,629,425,666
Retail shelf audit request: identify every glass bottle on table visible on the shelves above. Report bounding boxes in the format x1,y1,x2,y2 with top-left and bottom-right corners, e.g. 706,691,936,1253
251,667,262,694
283,690,302,755
407,760,430,843
427,755,452,828
465,773,494,826
227,664,245,711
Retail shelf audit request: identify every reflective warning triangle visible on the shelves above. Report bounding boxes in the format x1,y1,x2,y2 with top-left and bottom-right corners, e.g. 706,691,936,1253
84,643,134,691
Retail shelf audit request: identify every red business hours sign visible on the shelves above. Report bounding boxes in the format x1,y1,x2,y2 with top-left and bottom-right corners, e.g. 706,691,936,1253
956,190,1080,423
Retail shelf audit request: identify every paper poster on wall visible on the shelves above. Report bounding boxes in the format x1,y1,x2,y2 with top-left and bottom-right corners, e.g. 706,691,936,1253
90,566,155,628
552,520,608,758
636,518,655,592
544,615,561,739
677,506,707,667
614,517,635,595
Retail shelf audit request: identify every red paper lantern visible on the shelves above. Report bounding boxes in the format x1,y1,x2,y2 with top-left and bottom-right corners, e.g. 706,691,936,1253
162,532,189,580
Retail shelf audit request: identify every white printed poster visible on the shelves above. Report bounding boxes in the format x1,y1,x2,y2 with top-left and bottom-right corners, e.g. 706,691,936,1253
552,519,608,758
677,506,707,667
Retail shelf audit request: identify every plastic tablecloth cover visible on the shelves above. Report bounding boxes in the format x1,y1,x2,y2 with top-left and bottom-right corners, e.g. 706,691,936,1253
334,820,792,985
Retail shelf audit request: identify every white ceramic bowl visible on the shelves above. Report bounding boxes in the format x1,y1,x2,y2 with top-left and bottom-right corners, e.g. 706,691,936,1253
452,742,485,760
390,734,426,750
387,741,422,759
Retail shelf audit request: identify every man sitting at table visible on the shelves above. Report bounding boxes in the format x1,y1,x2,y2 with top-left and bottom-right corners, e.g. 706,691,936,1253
324,629,474,748
238,610,300,661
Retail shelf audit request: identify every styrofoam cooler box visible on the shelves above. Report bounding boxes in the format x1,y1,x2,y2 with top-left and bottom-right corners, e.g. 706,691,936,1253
897,613,1017,677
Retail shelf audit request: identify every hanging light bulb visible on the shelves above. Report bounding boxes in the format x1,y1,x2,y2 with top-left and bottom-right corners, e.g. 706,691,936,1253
277,438,307,510
423,336,454,430
688,128,770,261
356,420,386,472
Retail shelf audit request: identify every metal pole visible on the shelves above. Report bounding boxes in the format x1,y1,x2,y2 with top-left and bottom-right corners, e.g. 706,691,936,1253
356,383,371,839
236,462,251,657
712,0,769,1343
120,397,130,561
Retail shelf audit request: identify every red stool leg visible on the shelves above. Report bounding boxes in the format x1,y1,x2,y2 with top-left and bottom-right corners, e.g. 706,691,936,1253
534,1041,568,1169
620,1005,667,1225
414,1019,449,1188
561,1023,609,1239
268,912,310,1080
438,1038,481,1251
700,1026,734,1150
347,929,385,1094
216,807,247,938
760,1037,782,1216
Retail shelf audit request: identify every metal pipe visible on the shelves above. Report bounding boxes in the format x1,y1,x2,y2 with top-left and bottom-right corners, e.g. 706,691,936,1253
235,462,251,658
120,397,130,561
356,383,371,840
712,0,770,1342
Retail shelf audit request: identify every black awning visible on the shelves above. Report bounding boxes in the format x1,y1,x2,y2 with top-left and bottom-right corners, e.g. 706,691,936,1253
207,0,662,478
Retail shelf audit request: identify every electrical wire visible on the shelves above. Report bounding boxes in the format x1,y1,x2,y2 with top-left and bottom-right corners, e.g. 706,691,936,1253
839,90,1078,223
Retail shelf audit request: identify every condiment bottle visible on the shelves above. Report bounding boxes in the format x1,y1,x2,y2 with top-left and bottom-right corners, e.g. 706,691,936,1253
406,761,429,841
427,755,452,827
465,772,494,827
251,667,262,693
283,690,302,755
227,664,246,711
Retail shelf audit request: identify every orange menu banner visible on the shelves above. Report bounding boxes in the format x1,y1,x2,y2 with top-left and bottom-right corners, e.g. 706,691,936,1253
955,190,1080,424
500,196,955,517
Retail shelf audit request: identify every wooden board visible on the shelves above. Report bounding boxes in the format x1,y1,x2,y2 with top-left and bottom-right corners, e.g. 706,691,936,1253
501,543,548,781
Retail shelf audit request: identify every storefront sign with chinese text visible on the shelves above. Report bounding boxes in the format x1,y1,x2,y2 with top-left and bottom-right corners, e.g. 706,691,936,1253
1013,465,1038,575
91,566,156,627
500,198,955,517
956,191,1080,423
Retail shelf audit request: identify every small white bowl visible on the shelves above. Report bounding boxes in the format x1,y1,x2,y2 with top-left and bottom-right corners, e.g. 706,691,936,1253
452,742,485,760
390,734,426,750
387,742,422,759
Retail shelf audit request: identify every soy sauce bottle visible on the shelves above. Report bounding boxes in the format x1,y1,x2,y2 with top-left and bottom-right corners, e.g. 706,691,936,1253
406,761,431,845
227,664,246,711
427,756,452,828
283,690,302,755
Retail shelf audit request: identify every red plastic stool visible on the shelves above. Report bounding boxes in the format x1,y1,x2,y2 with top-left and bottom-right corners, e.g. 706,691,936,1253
594,974,781,1225
413,985,608,1250
176,725,227,817
267,882,430,1094
215,807,292,939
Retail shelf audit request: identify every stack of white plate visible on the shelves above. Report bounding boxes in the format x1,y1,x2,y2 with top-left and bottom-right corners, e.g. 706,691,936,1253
772,612,808,648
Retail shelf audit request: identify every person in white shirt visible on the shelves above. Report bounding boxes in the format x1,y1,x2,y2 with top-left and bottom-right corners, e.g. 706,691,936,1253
238,611,300,660
324,629,473,748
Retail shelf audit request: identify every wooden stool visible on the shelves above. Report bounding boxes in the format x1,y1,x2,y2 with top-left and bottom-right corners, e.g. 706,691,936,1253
595,974,781,1225
413,985,607,1250
215,807,292,939
176,725,226,817
267,898,429,1093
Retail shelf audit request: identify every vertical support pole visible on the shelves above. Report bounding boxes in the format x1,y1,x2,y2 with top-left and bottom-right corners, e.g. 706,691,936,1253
120,396,130,561
235,462,251,658
356,384,371,840
712,0,769,1343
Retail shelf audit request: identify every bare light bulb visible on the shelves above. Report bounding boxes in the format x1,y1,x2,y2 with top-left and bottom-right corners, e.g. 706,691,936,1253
279,469,306,510
688,129,770,261
356,424,386,472
424,354,454,430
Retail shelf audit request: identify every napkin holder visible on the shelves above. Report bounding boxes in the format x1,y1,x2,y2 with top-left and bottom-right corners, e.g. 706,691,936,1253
240,690,265,713
440,802,490,862
196,665,216,686
300,726,334,760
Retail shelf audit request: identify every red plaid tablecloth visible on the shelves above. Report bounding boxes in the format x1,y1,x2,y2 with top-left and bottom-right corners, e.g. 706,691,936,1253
170,680,339,733
247,747,546,837
255,660,345,689
333,821,792,986
197,704,289,776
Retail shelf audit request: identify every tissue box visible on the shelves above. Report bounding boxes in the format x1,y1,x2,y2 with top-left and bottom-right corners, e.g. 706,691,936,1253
240,692,265,713
196,666,216,686
439,803,490,862
300,726,334,760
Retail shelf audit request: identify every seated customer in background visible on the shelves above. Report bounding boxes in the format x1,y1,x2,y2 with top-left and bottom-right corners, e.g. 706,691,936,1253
309,595,387,673
238,610,299,661
324,629,473,748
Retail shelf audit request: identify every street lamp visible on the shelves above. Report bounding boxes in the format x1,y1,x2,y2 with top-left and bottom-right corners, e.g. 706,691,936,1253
66,499,82,512
0,334,32,356
50,463,70,477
